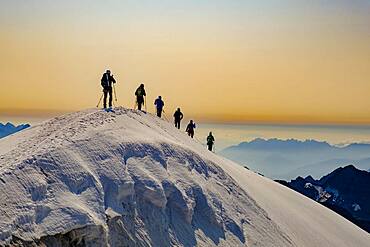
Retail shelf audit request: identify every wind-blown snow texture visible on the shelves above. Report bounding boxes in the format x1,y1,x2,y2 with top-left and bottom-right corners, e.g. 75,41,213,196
0,108,369,247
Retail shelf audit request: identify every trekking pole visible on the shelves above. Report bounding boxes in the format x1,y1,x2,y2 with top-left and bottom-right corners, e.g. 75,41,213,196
144,95,147,112
113,84,118,102
162,110,170,122
96,93,103,108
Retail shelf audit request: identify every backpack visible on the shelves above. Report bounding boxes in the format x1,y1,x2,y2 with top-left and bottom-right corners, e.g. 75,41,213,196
207,135,214,144
136,88,145,97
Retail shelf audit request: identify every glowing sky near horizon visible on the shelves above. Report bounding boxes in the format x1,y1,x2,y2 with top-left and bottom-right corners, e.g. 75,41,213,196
0,0,369,124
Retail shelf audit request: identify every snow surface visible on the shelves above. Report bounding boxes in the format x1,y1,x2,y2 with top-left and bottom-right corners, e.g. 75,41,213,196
0,108,369,246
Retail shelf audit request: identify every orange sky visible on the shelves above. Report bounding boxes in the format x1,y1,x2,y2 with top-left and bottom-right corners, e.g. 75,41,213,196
1,1,369,124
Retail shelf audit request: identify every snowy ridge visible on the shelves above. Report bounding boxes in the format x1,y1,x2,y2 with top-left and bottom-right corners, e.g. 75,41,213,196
0,107,369,247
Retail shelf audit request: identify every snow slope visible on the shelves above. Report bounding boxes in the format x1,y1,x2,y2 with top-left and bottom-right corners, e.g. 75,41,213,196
0,108,369,247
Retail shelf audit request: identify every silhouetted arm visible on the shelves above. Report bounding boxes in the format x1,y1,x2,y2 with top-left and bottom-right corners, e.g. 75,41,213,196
111,75,116,84
101,75,105,87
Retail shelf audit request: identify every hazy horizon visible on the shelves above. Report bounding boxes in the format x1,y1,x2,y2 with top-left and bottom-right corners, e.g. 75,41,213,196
3,108,370,127
2,110,370,152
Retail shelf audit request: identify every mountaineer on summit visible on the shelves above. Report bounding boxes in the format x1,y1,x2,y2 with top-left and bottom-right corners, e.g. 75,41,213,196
135,84,146,111
154,96,164,118
207,132,215,151
100,70,116,109
186,120,196,138
173,108,183,129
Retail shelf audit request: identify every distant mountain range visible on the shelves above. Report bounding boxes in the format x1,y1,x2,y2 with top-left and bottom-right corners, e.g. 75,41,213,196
276,165,370,233
235,138,332,151
220,138,370,180
0,122,30,138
